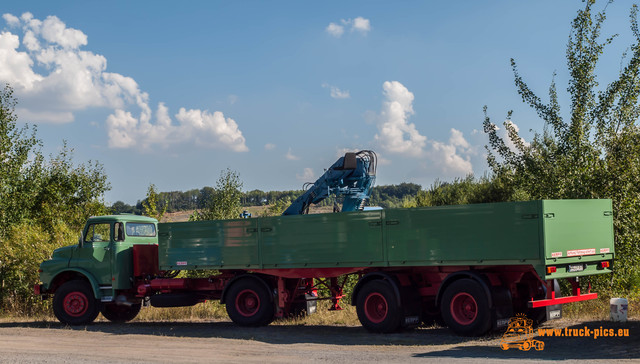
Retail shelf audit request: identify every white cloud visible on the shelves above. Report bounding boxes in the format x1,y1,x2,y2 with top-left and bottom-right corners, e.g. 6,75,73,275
285,147,300,160
374,81,426,156
296,167,315,182
264,143,276,150
107,103,248,152
326,17,371,37
2,14,19,27
322,83,350,99
352,17,371,34
40,15,87,49
326,23,344,38
426,129,474,176
370,81,477,178
0,13,248,152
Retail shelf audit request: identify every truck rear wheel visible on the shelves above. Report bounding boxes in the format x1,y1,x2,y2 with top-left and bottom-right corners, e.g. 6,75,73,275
101,303,142,323
53,280,99,325
356,280,402,333
441,279,491,336
225,278,274,326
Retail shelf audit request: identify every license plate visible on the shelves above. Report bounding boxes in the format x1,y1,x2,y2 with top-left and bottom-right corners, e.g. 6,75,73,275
548,310,561,319
496,318,510,327
568,264,584,272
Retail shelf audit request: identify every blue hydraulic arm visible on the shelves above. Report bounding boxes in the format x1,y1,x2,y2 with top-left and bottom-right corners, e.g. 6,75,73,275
282,150,377,215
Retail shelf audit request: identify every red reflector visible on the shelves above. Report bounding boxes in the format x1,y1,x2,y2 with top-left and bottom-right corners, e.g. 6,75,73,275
546,266,557,274
38,269,43,273
600,261,610,268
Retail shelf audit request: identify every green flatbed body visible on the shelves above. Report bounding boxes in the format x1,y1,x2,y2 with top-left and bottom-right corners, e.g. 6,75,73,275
158,199,614,279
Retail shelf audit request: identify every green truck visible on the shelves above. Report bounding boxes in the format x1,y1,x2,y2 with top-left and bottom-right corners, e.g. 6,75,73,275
35,199,614,336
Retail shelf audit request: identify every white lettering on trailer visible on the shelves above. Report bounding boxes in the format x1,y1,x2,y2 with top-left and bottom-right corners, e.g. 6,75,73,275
600,248,610,253
566,248,596,257
177,261,188,266
551,252,563,258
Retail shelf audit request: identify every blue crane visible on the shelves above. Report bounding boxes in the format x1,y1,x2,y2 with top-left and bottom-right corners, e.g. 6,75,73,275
282,150,377,215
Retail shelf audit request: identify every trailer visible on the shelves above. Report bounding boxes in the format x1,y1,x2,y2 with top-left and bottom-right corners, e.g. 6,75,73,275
36,199,614,336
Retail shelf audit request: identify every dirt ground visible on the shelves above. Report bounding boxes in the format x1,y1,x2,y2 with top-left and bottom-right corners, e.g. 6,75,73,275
0,317,637,363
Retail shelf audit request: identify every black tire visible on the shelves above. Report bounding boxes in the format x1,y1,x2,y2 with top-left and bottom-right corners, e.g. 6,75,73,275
356,280,402,333
440,278,491,336
101,303,142,323
53,280,99,325
225,278,274,327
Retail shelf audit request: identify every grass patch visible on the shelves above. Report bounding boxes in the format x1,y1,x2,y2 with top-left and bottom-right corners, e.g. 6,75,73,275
132,300,360,326
133,301,228,322
562,289,639,321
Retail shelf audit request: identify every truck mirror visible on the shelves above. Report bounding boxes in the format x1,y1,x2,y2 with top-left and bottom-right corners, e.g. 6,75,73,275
78,234,83,248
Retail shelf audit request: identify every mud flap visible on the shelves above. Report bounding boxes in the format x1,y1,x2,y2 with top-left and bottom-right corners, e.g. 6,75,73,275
399,284,422,328
305,293,317,315
491,286,513,330
546,280,562,320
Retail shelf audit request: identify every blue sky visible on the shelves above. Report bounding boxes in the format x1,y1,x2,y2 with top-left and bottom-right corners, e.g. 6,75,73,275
0,1,636,204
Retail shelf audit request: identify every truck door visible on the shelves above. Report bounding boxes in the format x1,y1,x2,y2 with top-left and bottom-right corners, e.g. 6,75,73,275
70,222,113,285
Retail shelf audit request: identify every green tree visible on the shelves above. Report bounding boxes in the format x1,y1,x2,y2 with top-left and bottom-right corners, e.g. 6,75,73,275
411,175,523,208
0,84,41,236
142,184,167,221
0,84,110,312
262,197,292,217
484,1,640,290
191,168,244,221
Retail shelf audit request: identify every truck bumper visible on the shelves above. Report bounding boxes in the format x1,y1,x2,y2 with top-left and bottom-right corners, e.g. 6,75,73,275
528,289,597,308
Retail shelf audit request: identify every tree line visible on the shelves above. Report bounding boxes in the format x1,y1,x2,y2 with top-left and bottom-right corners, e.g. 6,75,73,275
110,182,422,216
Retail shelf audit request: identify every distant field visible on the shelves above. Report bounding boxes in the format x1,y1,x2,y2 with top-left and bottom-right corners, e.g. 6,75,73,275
160,205,334,222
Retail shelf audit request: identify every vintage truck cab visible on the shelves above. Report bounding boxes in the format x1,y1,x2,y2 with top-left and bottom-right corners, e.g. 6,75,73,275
36,215,158,324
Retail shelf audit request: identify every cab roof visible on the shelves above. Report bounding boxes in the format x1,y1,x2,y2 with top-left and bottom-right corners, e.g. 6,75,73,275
87,214,158,224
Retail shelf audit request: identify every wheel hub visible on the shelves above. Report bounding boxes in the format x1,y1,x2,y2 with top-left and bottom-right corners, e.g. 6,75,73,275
450,292,478,325
64,292,88,317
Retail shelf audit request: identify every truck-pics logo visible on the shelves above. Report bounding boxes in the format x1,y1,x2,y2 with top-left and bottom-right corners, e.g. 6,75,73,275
500,314,545,351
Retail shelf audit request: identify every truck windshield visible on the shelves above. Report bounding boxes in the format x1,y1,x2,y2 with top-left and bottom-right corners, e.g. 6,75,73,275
126,223,156,237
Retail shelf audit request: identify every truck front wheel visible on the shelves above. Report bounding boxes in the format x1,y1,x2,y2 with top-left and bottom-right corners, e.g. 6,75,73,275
53,280,99,325
225,278,274,326
101,303,142,323
356,280,402,333
441,279,491,336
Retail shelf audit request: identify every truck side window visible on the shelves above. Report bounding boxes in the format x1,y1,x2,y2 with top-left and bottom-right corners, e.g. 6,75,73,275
85,223,111,242
115,222,125,242
126,223,156,237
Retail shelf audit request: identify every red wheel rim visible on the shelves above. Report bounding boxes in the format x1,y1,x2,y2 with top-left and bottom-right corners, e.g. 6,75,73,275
235,289,260,317
364,292,388,324
450,292,477,325
63,292,89,317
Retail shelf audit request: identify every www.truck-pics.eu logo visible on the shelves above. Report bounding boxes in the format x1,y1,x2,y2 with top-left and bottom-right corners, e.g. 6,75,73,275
499,314,545,351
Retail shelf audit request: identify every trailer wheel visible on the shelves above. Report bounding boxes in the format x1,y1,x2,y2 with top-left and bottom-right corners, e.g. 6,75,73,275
101,303,142,323
53,280,99,325
356,280,402,333
441,279,491,336
225,278,274,326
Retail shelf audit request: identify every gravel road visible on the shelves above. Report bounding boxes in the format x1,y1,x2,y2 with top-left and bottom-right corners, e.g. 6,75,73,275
0,318,637,363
